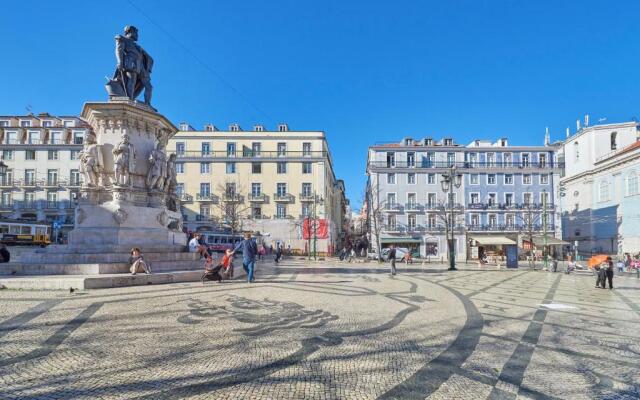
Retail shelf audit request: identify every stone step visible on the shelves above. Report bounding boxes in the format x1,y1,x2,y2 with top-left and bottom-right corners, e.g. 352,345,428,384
1,260,208,276
0,267,247,290
21,251,200,264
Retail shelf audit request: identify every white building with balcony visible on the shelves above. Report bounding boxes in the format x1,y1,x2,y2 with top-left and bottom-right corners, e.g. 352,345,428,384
0,113,88,240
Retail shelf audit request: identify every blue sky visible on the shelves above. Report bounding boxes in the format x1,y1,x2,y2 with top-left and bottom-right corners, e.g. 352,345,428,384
1,0,639,208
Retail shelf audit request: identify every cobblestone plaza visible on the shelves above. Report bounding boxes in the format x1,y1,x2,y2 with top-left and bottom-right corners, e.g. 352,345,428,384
1,262,639,399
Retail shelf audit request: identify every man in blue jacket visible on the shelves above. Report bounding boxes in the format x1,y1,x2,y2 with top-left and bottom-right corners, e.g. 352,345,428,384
233,232,258,283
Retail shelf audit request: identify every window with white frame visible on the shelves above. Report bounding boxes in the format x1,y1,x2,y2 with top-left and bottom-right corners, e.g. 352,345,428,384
226,142,236,157
302,203,311,217
504,174,513,184
521,153,530,167
540,191,550,205
470,174,479,184
251,183,262,197
277,162,287,174
503,153,512,166
386,152,395,167
20,120,32,127
48,150,58,160
199,183,210,196
470,193,480,204
407,214,417,229
386,214,396,229
175,142,185,155
252,142,262,156
201,142,210,155
387,193,396,207
538,153,547,167
302,162,312,174
427,173,436,184
276,183,287,197
252,162,261,174
302,142,312,156
407,152,415,167
176,163,184,174
226,162,236,174
407,173,416,184
487,174,496,185
200,162,210,174
488,214,497,227
505,193,514,206
488,193,497,206
277,204,287,218
487,153,495,167
447,152,455,167
387,173,396,184
1,150,12,160
523,192,532,205
598,180,610,202
28,131,41,144
506,214,515,227
627,171,639,196
302,183,312,197
523,174,532,185
469,153,477,166
470,214,479,227
427,193,437,207
427,213,436,228
407,193,417,208
540,174,549,184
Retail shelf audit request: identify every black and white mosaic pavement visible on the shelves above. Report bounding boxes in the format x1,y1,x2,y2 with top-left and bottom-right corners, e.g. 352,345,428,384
1,262,639,399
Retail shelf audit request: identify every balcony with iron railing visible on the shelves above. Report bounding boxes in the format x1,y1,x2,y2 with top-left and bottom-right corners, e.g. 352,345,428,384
0,201,13,209
179,194,193,202
0,177,14,187
298,193,318,202
467,202,554,210
19,179,44,188
274,214,294,220
273,193,295,203
195,214,217,222
221,193,243,203
174,150,327,160
196,193,219,203
467,224,555,232
248,193,268,202
368,160,563,171
382,224,466,233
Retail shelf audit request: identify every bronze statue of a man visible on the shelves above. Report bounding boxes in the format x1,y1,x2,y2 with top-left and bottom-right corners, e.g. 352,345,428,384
106,25,153,106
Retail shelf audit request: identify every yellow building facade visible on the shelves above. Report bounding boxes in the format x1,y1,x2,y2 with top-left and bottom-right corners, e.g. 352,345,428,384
167,123,347,255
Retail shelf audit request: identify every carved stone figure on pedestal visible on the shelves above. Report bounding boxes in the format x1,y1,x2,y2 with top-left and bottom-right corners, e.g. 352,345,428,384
146,142,167,190
79,134,103,187
165,153,179,211
112,133,136,187
105,25,154,106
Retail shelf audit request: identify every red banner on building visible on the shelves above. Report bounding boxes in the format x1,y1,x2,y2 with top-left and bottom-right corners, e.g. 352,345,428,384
303,218,329,239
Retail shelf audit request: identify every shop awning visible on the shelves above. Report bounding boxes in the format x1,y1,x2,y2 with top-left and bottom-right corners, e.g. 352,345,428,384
530,236,570,246
380,237,422,244
469,235,516,245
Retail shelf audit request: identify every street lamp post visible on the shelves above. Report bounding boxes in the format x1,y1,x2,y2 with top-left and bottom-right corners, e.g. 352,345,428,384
312,192,324,261
440,166,463,271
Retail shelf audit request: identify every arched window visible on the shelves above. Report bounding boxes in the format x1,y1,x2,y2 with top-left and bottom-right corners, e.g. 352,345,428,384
611,132,617,150
574,141,580,161
598,180,610,202
628,171,639,196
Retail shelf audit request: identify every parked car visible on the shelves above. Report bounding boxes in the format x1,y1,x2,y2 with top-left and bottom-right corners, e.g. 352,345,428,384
381,247,411,261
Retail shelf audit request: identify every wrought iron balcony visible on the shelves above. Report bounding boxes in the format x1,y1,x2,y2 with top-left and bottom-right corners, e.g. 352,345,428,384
274,214,294,220
299,193,317,202
0,201,13,209
368,160,563,170
467,202,554,210
196,193,219,203
384,203,403,212
179,194,193,202
248,193,268,202
0,178,14,187
273,193,295,203
404,203,422,212
195,214,217,222
221,193,243,203
173,150,327,160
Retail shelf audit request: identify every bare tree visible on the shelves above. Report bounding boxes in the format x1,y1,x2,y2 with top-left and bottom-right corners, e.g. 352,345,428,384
365,182,386,262
518,203,542,269
214,179,250,238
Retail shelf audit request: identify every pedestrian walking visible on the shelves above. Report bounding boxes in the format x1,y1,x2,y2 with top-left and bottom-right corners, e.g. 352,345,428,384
275,243,283,264
233,232,258,283
595,264,606,289
388,245,397,276
606,257,615,289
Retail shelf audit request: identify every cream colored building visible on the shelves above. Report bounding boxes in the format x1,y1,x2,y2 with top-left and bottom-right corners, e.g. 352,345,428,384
0,113,89,239
167,123,347,254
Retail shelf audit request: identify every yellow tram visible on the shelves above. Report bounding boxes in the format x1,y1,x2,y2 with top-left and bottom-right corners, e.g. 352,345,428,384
0,221,51,246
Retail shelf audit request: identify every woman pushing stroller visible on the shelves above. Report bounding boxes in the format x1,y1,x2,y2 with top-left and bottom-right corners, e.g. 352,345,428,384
201,249,233,283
